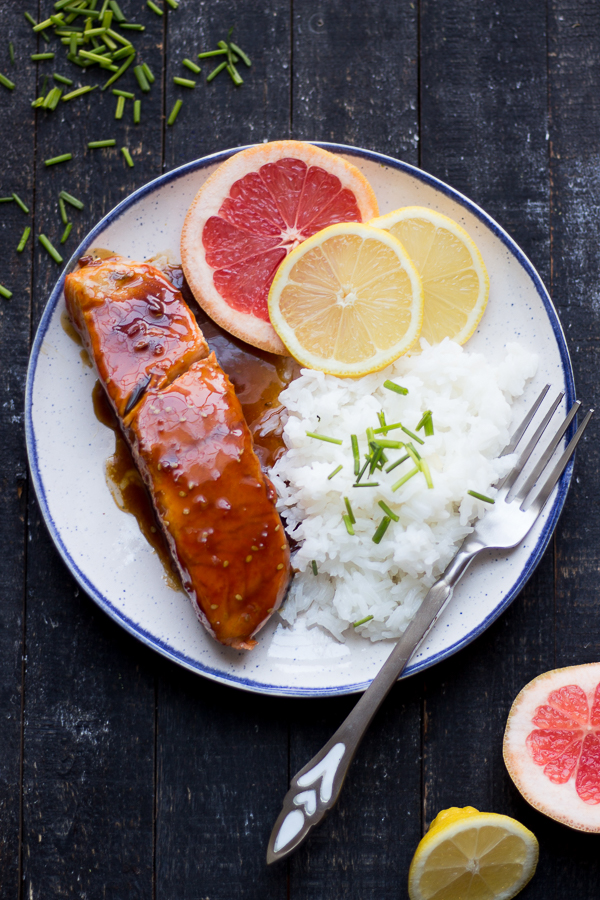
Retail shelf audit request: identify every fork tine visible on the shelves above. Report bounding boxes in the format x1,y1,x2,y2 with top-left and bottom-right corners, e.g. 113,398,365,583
512,401,581,502
521,409,594,512
501,391,564,492
501,384,550,457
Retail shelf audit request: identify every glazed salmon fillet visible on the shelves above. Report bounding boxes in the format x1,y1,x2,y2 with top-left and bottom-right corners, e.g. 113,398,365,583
64,256,291,649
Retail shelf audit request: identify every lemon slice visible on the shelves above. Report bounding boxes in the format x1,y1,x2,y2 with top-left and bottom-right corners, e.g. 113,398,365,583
267,222,423,377
370,207,489,345
408,807,539,900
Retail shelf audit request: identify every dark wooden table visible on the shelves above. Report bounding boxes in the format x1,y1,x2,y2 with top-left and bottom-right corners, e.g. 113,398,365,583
1,1,599,897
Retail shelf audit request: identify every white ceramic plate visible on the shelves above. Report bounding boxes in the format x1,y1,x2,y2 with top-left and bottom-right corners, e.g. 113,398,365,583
26,144,575,697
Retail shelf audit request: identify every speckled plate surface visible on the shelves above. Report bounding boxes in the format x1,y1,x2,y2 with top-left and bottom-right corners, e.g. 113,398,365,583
25,143,575,697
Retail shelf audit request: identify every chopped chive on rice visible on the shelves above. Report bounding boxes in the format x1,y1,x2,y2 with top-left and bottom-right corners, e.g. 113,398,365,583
88,138,116,148
342,513,354,536
305,431,343,445
401,424,424,445
121,146,134,167
167,98,182,125
343,496,355,524
420,458,434,489
0,284,13,299
385,453,409,474
38,233,63,264
391,466,419,492
383,380,408,395
311,560,318,576
468,490,495,504
378,500,399,522
352,615,373,628
327,464,343,480
12,193,29,214
351,434,360,475
60,190,84,210
352,482,380,488
372,516,392,544
45,153,72,166
17,226,31,252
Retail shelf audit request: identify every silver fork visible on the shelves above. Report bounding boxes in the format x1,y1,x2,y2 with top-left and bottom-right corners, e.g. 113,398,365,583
266,387,593,865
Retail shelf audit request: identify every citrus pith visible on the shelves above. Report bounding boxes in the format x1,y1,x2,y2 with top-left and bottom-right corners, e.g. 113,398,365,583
370,206,489,346
181,141,379,354
267,222,423,377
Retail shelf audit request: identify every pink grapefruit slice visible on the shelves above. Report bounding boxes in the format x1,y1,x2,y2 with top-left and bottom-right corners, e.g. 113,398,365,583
503,663,600,832
180,141,379,354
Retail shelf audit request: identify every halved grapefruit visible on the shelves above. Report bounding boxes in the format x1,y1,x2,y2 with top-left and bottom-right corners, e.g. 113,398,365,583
503,663,600,832
181,141,379,355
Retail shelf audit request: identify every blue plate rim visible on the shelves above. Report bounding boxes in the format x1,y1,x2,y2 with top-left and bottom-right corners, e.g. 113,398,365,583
25,142,575,697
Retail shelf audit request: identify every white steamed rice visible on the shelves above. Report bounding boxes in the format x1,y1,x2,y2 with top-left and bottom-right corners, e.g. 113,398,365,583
270,339,538,642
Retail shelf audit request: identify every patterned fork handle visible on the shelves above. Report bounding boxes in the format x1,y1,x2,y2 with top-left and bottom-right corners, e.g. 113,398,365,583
266,542,480,865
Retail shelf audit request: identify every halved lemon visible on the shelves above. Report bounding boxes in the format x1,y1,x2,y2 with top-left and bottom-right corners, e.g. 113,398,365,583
408,807,539,900
267,222,423,377
370,207,489,345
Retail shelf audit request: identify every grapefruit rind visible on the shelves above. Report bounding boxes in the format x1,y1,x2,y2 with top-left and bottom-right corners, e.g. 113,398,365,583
408,807,539,900
181,141,380,356
267,222,424,377
503,662,600,833
370,206,489,346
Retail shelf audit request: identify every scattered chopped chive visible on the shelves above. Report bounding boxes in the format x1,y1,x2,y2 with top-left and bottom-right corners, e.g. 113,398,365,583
48,87,63,109
0,284,12,299
328,464,343,480
311,560,318,576
342,514,355,536
12,193,29,214
206,60,227,82
53,72,73,85
354,459,369,484
0,196,13,202
352,615,374,628
217,40,229,50
133,98,141,123
102,8,113,28
38,233,63,264
230,41,251,67
420,459,433,489
101,51,134,90
62,84,96,100
344,497,356,524
227,63,243,85
54,0,75,9
17,226,31,253
59,196,68,224
468,490,495,504
33,17,56,32
9,42,15,65
120,23,145,30
351,434,360,475
115,93,125,118
352,482,380,488
305,431,343,445
88,138,116,148
372,516,392,544
45,153,73,166
385,453,409,474
60,190,84,209
24,12,37,27
383,380,409,395
391,466,419,492
182,58,201,74
31,52,56,61
415,410,432,432
173,76,195,88
112,88,134,98
78,49,114,65
0,73,15,90
401,425,424,445
372,438,404,449
60,221,72,243
165,98,183,125
146,0,163,14
112,44,135,60
198,48,228,59
165,0,179,7
378,500,399,522
108,0,125,21
107,28,133,47
32,96,45,107
140,62,154,85
121,146,133,167
133,64,150,92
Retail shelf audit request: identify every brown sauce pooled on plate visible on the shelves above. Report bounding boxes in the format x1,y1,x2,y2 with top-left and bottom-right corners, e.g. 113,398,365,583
70,256,299,583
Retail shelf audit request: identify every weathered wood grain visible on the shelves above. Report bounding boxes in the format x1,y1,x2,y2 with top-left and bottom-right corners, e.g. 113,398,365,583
157,3,291,899
22,2,164,896
288,3,422,897
0,5,36,896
